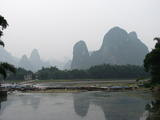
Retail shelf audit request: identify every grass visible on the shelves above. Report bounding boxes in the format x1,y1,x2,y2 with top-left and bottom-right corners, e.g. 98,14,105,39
3,78,146,86
3,78,139,83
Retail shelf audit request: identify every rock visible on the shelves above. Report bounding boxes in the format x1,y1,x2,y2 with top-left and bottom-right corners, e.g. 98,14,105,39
90,27,149,66
19,55,35,71
0,46,18,67
29,49,50,71
72,27,149,69
71,40,90,70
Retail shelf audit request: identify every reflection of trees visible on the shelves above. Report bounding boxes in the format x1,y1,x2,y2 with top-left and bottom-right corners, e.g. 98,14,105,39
72,92,91,117
0,96,11,116
146,100,160,120
145,92,160,120
0,96,7,109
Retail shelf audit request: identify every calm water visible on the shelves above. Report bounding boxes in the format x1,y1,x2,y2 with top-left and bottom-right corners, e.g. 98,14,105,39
0,91,159,120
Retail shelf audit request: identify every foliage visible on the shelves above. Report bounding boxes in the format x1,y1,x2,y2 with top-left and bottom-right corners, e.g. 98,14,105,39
6,67,34,80
35,64,149,80
88,64,149,79
1,64,150,81
146,100,160,120
144,37,160,84
0,62,16,79
0,67,34,80
0,15,16,79
144,82,152,88
0,15,8,47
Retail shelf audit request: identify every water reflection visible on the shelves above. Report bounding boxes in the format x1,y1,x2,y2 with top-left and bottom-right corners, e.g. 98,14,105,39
0,96,7,109
73,91,152,120
73,92,91,116
0,95,13,117
20,94,41,109
145,92,160,120
0,91,159,120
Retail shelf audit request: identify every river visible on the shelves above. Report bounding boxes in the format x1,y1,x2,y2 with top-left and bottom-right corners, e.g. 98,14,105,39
0,91,160,120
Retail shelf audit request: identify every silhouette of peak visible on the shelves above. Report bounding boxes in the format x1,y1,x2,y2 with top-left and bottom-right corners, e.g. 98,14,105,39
129,31,138,39
21,55,28,60
71,40,90,69
29,49,41,61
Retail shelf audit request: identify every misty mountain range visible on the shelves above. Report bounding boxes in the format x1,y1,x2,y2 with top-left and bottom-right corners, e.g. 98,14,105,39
0,27,149,72
71,27,149,69
0,47,71,72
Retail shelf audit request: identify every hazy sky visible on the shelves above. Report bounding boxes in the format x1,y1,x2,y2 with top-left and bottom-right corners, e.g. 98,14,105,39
1,0,160,61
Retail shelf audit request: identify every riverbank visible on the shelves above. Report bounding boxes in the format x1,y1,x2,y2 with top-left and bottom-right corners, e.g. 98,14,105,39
2,79,152,93
26,88,150,93
3,79,147,85
27,89,88,93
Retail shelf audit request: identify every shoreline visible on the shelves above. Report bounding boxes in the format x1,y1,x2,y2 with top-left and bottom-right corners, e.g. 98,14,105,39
2,79,151,93
25,87,150,93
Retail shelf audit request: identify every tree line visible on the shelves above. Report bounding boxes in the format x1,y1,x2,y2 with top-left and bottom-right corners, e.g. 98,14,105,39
0,64,150,81
0,68,35,80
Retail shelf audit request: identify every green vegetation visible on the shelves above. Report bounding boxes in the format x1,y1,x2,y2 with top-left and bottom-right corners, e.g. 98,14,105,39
0,62,16,79
0,15,8,47
0,64,150,82
36,64,149,80
144,37,160,84
5,68,34,80
0,15,16,80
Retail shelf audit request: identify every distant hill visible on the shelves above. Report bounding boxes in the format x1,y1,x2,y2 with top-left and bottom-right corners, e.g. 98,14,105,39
71,27,149,69
0,46,18,67
19,55,35,71
29,49,50,71
63,60,72,70
48,56,71,70
0,46,51,72
0,47,70,72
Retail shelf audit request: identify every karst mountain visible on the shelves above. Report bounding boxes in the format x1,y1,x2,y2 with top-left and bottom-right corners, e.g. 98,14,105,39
71,27,149,69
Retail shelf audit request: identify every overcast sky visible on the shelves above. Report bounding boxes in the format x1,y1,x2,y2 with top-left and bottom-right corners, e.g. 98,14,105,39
1,0,160,61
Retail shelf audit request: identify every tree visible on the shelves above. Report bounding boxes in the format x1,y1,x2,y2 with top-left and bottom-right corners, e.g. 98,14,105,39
143,37,160,84
0,62,16,79
5,67,33,80
0,15,16,80
0,15,8,47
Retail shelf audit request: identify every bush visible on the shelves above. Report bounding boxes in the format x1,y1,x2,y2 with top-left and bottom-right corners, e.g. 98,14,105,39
144,82,152,88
